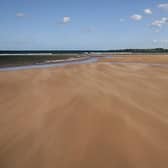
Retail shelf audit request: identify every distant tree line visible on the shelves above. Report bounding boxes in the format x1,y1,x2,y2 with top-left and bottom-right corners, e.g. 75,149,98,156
107,48,168,53
0,48,168,54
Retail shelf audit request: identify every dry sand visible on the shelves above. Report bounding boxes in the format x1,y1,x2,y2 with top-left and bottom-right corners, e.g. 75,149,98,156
0,55,168,168
101,54,168,64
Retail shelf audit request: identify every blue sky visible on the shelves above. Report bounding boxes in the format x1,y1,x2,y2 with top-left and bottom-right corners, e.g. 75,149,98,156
0,0,168,50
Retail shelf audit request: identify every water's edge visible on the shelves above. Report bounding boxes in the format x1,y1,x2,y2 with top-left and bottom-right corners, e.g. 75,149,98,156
0,55,168,72
0,57,98,72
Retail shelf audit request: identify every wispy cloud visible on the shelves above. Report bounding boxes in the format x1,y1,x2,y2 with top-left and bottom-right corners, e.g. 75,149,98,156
151,17,168,28
153,39,168,44
130,14,143,21
158,3,168,11
16,12,25,17
57,16,71,25
144,9,152,15
63,16,71,24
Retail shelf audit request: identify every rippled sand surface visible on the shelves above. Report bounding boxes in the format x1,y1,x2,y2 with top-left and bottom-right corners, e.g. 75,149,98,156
0,55,168,168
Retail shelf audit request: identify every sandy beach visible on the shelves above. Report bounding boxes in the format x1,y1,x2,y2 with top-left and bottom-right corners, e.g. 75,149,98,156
0,55,168,168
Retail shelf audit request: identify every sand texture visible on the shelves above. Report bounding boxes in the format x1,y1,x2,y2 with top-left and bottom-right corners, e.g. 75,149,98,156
0,55,168,168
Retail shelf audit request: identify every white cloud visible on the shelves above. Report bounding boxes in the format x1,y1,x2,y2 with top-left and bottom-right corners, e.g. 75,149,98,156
151,20,163,28
144,9,152,15
16,12,25,17
151,17,168,28
63,16,71,24
158,3,168,10
162,17,168,22
130,14,143,21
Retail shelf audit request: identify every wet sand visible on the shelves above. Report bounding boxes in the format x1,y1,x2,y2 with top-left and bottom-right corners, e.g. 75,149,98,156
0,55,168,168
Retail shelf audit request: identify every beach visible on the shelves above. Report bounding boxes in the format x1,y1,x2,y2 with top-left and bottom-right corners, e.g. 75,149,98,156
0,55,168,168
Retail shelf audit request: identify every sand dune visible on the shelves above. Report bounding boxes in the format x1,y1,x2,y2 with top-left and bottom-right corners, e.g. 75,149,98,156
0,56,168,168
